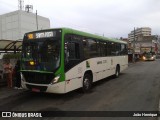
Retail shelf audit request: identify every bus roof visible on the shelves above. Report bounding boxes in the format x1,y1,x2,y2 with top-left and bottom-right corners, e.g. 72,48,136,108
62,28,127,44
26,28,127,44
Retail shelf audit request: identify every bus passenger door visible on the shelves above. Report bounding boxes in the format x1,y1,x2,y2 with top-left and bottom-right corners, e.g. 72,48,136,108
65,41,83,92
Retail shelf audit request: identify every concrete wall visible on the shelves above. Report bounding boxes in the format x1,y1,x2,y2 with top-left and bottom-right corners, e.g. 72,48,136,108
0,10,50,40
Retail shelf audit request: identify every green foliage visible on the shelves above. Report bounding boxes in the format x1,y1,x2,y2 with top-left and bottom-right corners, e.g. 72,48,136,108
2,53,21,59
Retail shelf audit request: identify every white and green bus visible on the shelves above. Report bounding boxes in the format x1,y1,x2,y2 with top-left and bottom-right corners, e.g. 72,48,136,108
21,28,128,93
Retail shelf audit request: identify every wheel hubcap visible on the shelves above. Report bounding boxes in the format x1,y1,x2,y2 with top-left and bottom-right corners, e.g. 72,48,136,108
84,78,90,89
116,71,119,76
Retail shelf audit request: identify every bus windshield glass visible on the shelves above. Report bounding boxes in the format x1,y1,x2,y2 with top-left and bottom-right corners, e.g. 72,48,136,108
21,38,61,72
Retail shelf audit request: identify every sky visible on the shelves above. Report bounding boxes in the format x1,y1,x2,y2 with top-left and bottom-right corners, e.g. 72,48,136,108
0,0,160,38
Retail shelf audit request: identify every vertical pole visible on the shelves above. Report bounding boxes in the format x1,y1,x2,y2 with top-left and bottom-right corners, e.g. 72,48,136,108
20,0,22,10
14,45,16,54
133,27,136,63
36,10,38,30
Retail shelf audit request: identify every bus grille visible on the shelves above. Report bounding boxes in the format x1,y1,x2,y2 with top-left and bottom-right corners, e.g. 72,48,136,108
26,84,47,92
22,72,54,84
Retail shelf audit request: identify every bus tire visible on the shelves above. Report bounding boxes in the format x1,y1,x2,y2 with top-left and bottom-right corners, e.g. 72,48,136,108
82,74,92,92
114,65,120,78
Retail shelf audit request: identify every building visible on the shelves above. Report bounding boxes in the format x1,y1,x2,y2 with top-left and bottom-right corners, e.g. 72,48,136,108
128,27,159,61
136,35,158,53
0,10,50,59
0,10,50,40
128,27,151,42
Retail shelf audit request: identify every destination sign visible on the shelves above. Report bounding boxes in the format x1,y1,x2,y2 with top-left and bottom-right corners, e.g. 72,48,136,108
36,31,55,38
27,31,57,39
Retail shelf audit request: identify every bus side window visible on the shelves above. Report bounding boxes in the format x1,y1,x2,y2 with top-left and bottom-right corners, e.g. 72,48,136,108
120,44,127,55
69,42,80,59
65,42,80,63
107,42,112,56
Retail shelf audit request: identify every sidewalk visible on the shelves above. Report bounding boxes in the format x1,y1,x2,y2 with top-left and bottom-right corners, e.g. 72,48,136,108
0,76,26,101
0,87,26,100
0,78,24,101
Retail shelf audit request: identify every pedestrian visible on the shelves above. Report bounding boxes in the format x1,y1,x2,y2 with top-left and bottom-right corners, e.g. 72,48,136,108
14,60,21,89
3,59,13,88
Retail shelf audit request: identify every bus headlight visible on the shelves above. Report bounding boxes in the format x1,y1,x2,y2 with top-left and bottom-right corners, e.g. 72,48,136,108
143,56,146,60
51,75,60,84
29,61,35,66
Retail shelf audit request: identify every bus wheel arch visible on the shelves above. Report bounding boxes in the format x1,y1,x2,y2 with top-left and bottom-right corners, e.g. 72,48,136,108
82,70,93,92
115,64,120,78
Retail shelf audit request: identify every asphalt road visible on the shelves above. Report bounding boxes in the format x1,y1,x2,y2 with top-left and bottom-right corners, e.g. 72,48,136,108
1,60,160,120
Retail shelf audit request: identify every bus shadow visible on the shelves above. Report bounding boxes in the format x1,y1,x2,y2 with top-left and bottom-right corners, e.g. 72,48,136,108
28,88,85,101
91,73,126,90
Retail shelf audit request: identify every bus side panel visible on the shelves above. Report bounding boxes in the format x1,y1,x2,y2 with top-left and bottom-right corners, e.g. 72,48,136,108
64,57,113,93
90,57,111,82
64,56,128,93
65,59,98,93
65,62,84,93
65,77,83,93
46,82,66,93
120,56,128,72
116,55,128,72
111,56,128,73
91,56,128,82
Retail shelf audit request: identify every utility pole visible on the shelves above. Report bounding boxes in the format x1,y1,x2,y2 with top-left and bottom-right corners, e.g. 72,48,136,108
36,10,38,30
18,0,24,10
133,27,136,63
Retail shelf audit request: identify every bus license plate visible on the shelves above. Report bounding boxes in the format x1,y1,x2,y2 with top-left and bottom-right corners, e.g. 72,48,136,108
32,88,40,92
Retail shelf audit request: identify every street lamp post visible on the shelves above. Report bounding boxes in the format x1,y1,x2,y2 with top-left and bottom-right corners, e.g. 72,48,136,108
36,10,38,30
133,27,136,63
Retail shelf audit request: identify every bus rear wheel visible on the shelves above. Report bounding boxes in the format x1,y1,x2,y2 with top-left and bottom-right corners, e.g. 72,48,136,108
82,74,92,92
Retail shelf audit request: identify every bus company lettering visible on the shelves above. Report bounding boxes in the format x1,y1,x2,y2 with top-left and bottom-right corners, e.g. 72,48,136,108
36,31,55,38
97,61,102,65
103,60,107,63
97,60,107,65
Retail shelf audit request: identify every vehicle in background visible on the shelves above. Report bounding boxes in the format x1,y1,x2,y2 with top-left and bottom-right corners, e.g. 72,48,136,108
142,52,156,61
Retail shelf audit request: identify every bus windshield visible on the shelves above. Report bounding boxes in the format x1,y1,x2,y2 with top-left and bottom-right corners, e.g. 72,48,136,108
144,52,154,57
21,38,60,72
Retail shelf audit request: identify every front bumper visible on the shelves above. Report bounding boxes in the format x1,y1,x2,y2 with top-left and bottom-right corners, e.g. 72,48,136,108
21,81,66,94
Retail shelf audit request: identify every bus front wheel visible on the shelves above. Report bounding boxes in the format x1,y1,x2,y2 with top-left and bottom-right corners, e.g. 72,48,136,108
82,74,92,92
